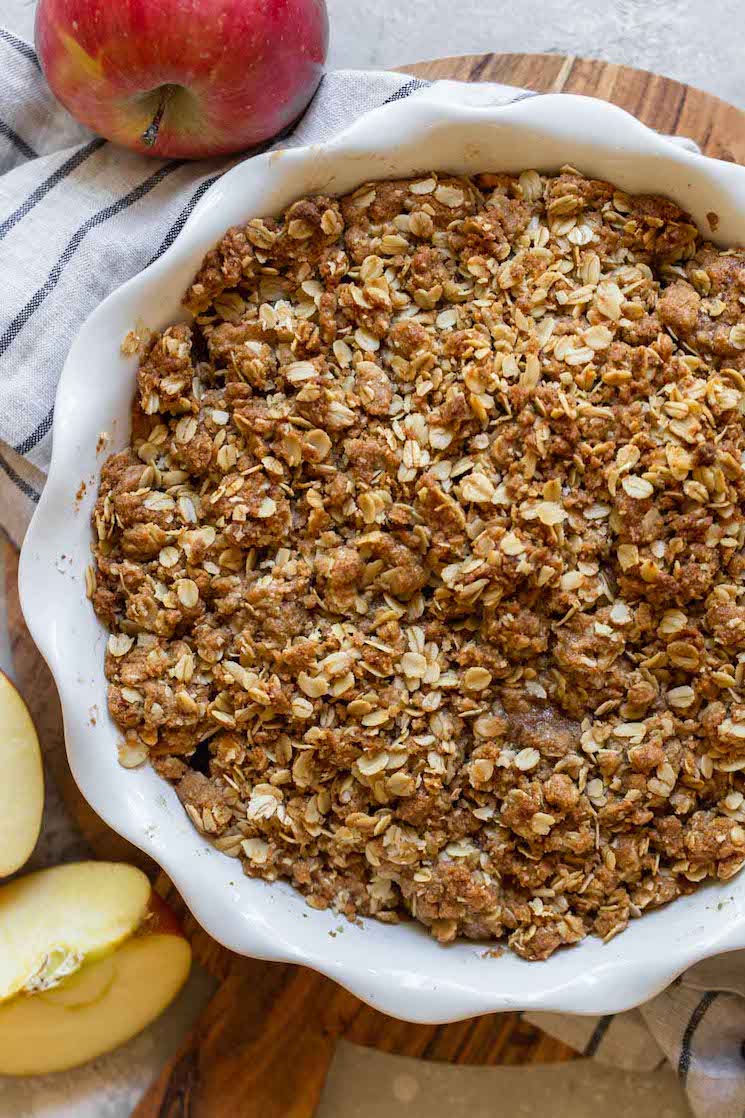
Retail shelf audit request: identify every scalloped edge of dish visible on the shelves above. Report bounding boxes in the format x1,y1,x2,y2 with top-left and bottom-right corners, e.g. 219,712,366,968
19,88,745,1023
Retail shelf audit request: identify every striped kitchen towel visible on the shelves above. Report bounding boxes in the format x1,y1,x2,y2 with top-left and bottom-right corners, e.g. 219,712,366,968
0,27,443,543
527,957,745,1115
1,22,743,1118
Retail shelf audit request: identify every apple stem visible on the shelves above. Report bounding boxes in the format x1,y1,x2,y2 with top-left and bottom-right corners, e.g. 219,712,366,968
141,86,173,149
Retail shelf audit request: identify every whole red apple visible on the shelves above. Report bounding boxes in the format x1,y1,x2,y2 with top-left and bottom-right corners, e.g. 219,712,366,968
35,0,329,159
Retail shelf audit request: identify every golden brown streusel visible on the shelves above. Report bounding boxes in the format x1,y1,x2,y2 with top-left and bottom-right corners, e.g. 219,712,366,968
91,167,745,960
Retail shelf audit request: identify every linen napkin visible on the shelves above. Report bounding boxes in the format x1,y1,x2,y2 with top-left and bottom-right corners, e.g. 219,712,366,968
1,23,744,1117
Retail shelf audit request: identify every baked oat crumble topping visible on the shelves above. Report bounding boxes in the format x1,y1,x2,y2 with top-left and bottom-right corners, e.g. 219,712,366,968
91,167,745,960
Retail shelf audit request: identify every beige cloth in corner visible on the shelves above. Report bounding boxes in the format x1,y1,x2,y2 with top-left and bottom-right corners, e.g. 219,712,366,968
317,1042,691,1118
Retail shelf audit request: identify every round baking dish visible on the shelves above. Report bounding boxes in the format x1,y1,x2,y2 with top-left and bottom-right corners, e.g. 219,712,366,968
19,87,745,1022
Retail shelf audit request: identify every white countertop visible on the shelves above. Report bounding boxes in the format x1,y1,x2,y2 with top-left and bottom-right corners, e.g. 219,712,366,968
7,0,745,110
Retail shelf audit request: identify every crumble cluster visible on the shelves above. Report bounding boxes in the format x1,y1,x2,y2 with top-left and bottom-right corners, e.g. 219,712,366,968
91,167,745,959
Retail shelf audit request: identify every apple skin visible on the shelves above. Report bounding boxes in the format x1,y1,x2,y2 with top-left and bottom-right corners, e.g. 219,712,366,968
35,0,329,159
0,870,192,1074
144,889,186,938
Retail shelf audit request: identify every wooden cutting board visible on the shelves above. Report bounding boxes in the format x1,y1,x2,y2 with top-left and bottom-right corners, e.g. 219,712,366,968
5,51,745,1117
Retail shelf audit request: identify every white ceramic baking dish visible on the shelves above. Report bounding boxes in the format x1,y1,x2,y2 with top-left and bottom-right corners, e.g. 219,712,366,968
19,85,745,1023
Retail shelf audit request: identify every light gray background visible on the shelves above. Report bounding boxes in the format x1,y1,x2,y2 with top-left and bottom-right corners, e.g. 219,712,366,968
6,0,745,110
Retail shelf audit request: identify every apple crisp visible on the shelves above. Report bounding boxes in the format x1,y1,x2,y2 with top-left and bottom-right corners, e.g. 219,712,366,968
91,167,745,960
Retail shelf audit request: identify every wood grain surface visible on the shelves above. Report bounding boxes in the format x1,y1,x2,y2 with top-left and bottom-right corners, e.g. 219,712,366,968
408,53,745,163
5,51,745,1117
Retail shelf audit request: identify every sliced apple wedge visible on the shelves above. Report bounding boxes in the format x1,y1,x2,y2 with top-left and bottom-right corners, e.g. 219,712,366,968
38,952,117,1009
0,669,43,878
0,862,192,1074
0,862,152,1001
0,933,192,1074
